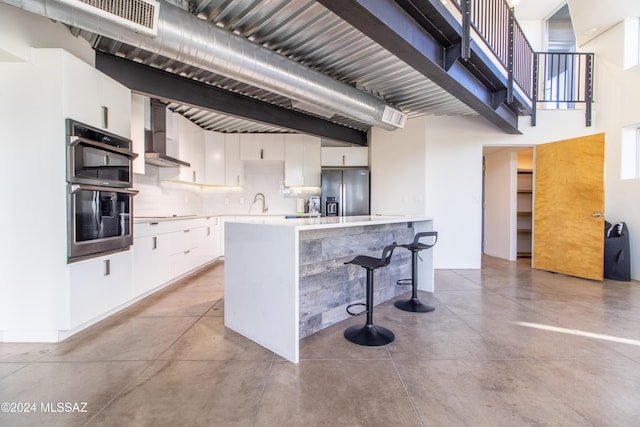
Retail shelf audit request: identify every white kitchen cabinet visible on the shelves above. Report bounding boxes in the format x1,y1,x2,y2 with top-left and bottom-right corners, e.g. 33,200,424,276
62,53,131,138
168,221,202,278
284,134,321,186
1,48,133,341
178,114,205,183
204,131,225,185
240,134,285,161
131,93,146,175
68,251,133,328
199,216,221,263
159,112,207,184
133,233,172,296
321,146,368,167
224,134,245,186
133,217,219,297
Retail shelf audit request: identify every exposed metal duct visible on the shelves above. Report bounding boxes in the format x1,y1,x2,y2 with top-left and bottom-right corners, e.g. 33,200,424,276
3,0,407,130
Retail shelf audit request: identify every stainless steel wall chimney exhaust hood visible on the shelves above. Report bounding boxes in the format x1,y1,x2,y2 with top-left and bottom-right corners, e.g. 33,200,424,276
145,98,191,168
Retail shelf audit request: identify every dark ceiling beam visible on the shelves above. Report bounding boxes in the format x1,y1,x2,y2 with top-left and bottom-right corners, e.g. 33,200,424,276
317,0,521,134
95,51,368,146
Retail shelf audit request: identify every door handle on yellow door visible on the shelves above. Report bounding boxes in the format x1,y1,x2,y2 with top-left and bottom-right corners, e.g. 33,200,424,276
592,212,603,217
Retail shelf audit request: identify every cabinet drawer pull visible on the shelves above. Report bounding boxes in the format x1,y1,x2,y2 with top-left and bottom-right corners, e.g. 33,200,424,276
184,229,190,233
150,222,159,226
193,170,197,183
260,148,264,160
207,226,211,236
104,259,111,276
184,250,190,255
152,236,157,250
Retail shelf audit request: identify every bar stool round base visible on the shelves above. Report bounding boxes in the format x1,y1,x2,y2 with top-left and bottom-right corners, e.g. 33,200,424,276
344,324,395,346
394,298,435,313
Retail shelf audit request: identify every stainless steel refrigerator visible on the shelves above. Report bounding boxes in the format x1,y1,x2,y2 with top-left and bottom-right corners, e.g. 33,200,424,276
321,168,370,216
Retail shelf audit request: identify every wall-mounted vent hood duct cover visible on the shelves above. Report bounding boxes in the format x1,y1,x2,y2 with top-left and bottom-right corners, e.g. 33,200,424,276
145,98,190,168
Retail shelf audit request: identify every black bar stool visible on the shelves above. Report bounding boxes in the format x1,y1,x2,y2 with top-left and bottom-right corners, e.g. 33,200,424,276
343,244,396,346
395,231,437,313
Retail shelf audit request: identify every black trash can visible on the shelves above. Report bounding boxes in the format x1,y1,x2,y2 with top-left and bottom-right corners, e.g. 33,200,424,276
604,221,631,281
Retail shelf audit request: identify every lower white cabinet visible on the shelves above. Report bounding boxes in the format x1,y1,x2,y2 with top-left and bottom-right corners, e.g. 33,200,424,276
133,234,172,296
200,217,221,263
68,251,133,328
169,224,201,278
132,217,222,297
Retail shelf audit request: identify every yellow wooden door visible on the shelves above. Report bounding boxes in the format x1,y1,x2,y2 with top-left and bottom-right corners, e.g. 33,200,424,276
533,133,605,280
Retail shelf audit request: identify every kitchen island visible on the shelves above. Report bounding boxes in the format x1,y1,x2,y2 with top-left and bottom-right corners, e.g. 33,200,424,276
224,215,434,363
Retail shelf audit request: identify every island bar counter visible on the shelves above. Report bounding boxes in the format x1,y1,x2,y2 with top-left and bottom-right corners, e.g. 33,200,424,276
224,215,435,363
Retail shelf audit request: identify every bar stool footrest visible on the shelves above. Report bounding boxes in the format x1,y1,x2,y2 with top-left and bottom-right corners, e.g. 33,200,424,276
346,303,367,316
344,324,395,346
396,278,412,286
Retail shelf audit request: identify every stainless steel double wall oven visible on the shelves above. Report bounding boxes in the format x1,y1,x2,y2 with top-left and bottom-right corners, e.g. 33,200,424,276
66,119,138,262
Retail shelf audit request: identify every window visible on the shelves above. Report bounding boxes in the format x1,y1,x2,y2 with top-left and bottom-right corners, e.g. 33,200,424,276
621,127,640,180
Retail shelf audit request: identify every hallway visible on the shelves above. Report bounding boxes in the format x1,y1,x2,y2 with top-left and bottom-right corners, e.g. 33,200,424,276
2,257,640,426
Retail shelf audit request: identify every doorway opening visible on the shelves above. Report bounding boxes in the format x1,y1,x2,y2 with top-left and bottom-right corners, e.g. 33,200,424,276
482,146,534,262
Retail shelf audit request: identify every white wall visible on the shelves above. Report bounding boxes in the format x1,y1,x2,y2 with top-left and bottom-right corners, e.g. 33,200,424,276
0,3,94,64
484,150,517,261
370,118,427,215
371,109,594,270
583,19,640,279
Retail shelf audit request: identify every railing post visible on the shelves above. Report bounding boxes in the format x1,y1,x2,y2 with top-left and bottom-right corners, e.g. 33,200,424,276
532,52,538,126
461,0,471,60
507,6,514,104
585,53,593,127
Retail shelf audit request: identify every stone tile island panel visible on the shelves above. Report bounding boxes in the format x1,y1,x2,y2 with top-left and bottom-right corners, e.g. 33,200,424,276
298,222,415,338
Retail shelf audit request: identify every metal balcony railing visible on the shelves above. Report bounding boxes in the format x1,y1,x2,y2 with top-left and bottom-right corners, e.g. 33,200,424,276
534,52,594,126
450,0,593,127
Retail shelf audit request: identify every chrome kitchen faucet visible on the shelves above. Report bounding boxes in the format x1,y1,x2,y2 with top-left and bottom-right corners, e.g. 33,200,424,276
252,192,268,213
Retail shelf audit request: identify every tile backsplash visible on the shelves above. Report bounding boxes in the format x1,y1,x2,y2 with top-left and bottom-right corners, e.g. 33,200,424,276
134,162,320,217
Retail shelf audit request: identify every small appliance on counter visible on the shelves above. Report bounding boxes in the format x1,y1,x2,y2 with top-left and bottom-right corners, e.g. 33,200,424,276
325,196,339,216
308,196,320,214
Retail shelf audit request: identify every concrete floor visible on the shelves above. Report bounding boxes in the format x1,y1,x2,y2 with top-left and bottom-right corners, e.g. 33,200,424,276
2,256,640,426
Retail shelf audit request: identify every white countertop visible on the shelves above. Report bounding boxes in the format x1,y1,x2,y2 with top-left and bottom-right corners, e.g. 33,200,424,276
134,213,321,223
225,215,432,230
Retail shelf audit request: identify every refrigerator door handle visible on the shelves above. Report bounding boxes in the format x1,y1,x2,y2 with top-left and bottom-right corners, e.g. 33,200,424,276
340,183,345,216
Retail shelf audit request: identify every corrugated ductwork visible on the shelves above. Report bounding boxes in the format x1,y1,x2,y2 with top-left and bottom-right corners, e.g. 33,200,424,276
3,0,407,130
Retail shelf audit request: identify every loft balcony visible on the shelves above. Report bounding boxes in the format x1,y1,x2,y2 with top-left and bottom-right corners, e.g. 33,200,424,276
320,0,594,133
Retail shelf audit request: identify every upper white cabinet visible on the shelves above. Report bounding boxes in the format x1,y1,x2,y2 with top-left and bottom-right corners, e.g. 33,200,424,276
321,146,369,167
204,131,225,185
159,113,207,184
225,134,245,186
240,134,285,161
131,93,146,175
284,134,321,186
62,52,131,138
177,114,205,184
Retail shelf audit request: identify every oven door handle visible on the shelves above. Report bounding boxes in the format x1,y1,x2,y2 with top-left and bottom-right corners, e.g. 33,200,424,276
69,136,139,160
69,184,140,195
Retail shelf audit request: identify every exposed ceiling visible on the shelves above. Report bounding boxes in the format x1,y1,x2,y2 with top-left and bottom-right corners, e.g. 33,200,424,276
92,0,479,139
26,0,637,141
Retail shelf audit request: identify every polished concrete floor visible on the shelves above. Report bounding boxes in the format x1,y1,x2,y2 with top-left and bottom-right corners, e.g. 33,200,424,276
2,256,640,426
